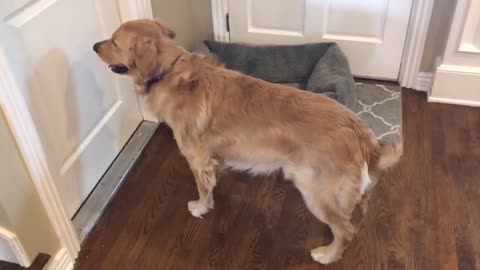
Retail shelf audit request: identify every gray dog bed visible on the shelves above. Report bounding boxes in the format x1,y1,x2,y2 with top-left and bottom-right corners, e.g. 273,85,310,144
197,41,357,110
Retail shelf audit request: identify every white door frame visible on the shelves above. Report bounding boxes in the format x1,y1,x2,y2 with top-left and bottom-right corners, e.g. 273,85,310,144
429,0,480,107
211,0,230,42
210,0,434,88
0,0,154,269
399,0,434,89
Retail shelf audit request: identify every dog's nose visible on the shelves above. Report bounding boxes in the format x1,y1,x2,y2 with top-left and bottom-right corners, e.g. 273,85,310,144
93,42,101,52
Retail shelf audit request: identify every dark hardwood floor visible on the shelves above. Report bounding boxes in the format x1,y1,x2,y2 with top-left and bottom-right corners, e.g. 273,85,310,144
0,254,50,270
0,261,21,270
74,89,480,270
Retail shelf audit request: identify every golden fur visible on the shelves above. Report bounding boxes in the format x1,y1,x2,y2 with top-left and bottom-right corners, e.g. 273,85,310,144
94,19,403,264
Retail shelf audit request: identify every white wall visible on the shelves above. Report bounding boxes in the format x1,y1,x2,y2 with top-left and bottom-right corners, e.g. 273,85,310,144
151,0,213,50
191,0,214,46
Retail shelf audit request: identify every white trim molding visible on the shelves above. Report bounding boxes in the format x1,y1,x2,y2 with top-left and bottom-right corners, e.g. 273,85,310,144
413,72,433,92
430,0,480,106
457,0,480,54
430,64,480,106
4,0,58,27
428,96,480,107
0,50,81,260
46,248,74,270
211,0,230,42
0,227,31,267
399,0,434,89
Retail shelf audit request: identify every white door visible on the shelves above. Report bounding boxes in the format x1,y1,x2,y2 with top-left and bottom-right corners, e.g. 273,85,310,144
1,0,143,217
228,0,413,80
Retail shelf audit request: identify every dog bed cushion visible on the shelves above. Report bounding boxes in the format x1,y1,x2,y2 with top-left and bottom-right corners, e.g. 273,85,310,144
197,41,357,110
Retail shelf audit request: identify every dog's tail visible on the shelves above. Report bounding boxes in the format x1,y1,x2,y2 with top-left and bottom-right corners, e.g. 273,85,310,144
375,136,403,171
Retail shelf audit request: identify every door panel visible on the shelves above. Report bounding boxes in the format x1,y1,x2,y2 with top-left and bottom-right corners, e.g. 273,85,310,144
324,0,389,40
229,0,413,79
3,0,143,217
249,0,306,35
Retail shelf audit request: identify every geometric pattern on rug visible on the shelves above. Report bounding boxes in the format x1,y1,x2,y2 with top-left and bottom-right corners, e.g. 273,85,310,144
354,83,402,143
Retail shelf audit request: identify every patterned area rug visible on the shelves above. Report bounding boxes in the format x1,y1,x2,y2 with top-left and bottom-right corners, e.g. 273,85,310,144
353,83,402,143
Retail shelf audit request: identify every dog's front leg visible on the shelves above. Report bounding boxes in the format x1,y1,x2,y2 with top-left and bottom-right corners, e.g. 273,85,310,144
185,154,218,218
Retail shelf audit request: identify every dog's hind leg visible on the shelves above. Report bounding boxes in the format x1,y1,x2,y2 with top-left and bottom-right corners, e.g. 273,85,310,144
184,152,218,218
288,168,355,265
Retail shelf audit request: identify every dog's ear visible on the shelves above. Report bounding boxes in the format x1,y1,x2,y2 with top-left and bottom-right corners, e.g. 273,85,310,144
129,35,158,82
154,20,176,39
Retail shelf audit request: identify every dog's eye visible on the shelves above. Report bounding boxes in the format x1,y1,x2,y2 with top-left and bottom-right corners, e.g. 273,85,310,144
112,39,118,47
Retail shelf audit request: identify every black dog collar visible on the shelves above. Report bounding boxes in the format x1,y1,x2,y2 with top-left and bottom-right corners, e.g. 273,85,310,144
144,55,183,92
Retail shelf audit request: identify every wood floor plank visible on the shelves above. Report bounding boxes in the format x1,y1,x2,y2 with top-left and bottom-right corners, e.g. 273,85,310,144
0,262,21,270
0,253,50,270
74,89,480,270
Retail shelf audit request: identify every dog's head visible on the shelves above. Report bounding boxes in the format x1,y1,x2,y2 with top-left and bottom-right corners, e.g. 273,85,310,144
93,19,178,84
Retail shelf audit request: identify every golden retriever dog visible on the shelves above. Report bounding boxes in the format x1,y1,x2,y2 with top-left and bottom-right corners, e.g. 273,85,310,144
93,19,402,264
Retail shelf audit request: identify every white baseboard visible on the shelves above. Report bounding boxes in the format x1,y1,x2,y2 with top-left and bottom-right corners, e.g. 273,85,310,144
0,227,31,267
429,64,480,107
47,248,74,270
413,72,433,92
428,96,480,107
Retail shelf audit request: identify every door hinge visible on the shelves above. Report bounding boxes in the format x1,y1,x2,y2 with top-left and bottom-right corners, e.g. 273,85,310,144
226,13,230,32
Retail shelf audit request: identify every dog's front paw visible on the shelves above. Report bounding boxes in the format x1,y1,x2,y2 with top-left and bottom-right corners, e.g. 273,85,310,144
311,246,340,265
188,200,210,218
